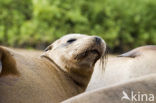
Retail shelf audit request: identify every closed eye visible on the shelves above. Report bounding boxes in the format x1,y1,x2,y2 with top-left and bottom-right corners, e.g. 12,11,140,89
67,38,77,43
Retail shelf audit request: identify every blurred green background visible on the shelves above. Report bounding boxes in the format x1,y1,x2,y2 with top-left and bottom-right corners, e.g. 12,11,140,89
0,0,156,52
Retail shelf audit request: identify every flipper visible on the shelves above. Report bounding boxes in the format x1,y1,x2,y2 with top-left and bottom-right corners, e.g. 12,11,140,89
0,46,19,77
118,50,140,58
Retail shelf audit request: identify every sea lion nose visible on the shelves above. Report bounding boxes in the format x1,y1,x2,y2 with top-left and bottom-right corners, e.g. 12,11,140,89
94,36,101,44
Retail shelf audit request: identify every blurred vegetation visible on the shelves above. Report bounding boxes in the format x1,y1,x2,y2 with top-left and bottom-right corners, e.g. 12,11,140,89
0,0,156,52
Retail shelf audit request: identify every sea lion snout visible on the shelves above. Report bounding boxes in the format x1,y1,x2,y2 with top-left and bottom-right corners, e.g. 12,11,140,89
70,35,106,67
94,36,102,44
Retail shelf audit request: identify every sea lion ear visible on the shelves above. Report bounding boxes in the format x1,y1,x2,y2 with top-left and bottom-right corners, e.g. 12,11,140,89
0,47,19,77
44,45,53,51
118,50,140,58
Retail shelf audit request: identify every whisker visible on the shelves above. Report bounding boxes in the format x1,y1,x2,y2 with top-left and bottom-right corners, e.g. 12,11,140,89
100,45,108,72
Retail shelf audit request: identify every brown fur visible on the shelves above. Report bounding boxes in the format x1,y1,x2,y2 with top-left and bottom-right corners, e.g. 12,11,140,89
0,46,83,103
63,74,156,103
0,47,19,76
0,34,106,103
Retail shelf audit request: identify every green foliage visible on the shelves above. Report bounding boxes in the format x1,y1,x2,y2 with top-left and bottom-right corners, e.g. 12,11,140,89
0,0,156,51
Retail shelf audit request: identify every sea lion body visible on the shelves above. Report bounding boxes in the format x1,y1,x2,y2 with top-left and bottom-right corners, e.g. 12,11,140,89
0,34,106,103
0,50,81,103
63,74,156,103
87,45,156,90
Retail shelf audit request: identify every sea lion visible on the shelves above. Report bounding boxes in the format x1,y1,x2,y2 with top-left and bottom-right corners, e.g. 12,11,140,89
0,34,106,103
87,45,156,91
63,73,156,103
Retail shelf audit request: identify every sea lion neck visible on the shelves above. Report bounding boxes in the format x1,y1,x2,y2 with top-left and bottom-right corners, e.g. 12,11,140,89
40,55,65,73
68,67,94,90
41,55,93,90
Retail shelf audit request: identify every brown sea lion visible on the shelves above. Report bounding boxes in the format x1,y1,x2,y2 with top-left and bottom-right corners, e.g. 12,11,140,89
0,34,106,103
63,74,156,103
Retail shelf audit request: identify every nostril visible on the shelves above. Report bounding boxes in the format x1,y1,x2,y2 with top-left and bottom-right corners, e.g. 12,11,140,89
95,36,101,44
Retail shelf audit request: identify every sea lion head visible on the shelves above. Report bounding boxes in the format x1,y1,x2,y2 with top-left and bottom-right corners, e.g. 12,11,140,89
42,34,107,88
